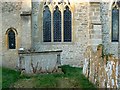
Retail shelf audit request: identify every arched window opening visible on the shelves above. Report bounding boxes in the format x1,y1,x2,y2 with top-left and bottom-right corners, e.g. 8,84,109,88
112,6,119,42
64,6,72,42
53,6,61,42
43,6,51,42
8,30,16,49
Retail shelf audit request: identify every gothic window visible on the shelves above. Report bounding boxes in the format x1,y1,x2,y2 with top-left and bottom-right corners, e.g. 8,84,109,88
8,30,16,49
64,6,72,42
112,7,119,42
53,6,61,42
43,6,51,42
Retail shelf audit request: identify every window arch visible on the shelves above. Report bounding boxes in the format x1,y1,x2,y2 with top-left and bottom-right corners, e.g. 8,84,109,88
8,30,16,49
43,6,51,42
53,6,61,42
112,5,119,42
64,6,72,42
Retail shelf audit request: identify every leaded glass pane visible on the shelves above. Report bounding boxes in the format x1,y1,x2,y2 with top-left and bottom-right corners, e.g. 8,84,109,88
43,6,51,42
8,30,16,49
112,8,119,42
53,6,61,42
64,6,72,42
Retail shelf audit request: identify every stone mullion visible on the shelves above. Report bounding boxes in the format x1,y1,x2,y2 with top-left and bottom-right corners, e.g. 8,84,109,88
61,6,64,42
51,6,54,42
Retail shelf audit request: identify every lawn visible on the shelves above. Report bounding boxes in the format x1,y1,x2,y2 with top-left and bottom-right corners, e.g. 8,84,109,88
2,67,21,88
2,65,96,89
0,67,2,90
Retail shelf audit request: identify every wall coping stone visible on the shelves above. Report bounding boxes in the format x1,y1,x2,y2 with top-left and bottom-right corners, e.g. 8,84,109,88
18,50,62,54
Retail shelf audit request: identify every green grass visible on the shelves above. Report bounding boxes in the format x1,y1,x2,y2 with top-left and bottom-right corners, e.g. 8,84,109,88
2,65,97,89
59,65,96,89
2,67,21,88
0,67,2,89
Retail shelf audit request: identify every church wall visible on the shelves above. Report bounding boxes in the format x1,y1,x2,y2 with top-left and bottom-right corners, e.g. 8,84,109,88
1,1,119,69
100,2,119,58
0,1,2,67
32,2,90,67
89,2,102,51
1,1,31,69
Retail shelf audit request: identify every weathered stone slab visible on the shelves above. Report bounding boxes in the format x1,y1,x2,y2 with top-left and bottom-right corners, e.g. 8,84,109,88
18,50,62,74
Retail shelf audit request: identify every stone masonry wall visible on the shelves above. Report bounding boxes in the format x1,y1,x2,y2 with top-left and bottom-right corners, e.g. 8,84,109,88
100,2,119,58
1,0,31,69
32,1,90,67
89,2,102,51
0,1,2,67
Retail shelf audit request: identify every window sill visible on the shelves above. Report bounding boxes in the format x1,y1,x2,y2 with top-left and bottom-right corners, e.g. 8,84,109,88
7,49,17,51
111,41,119,43
41,42,74,45
111,42,119,45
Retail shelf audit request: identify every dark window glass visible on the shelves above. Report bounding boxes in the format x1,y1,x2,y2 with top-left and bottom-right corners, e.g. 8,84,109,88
112,8,119,42
8,30,16,49
64,6,72,42
43,6,51,42
53,6,61,42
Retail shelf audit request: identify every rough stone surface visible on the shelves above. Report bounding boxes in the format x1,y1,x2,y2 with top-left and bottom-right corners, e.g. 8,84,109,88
0,0,120,88
18,50,62,74
1,1,31,69
83,45,118,88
